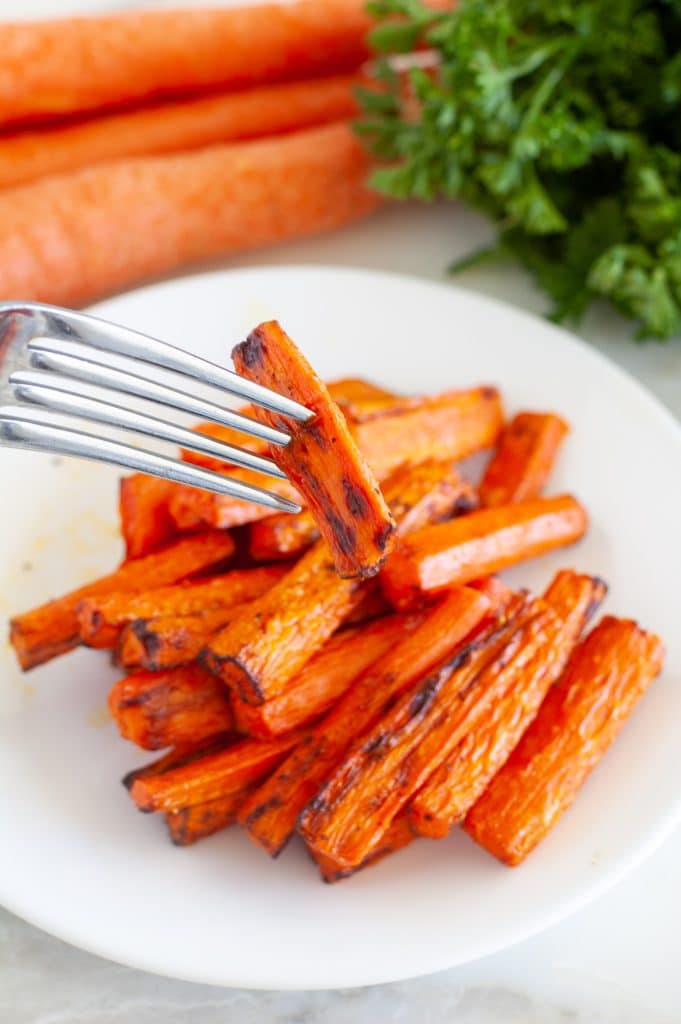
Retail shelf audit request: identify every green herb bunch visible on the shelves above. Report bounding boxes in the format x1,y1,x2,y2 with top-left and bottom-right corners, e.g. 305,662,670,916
358,0,681,338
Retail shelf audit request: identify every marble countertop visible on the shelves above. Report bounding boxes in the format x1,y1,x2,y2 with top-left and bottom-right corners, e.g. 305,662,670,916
1,1,681,1020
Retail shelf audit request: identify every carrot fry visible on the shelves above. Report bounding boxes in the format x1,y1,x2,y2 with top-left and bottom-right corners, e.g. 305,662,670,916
480,412,569,507
232,612,423,739
0,121,379,308
119,474,177,559
249,511,321,562
409,570,607,838
169,474,301,532
299,597,554,867
166,787,257,846
310,813,415,883
109,664,233,751
382,495,588,610
203,462,477,706
9,530,235,671
238,586,493,856
78,565,287,649
0,75,359,190
117,607,241,673
324,377,400,423
121,734,236,791
130,731,302,813
464,616,664,865
233,321,395,578
0,1,374,126
340,588,392,627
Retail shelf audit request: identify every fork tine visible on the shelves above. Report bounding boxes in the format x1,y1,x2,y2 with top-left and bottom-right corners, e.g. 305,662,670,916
9,370,288,480
0,406,302,512
0,302,312,423
27,338,291,447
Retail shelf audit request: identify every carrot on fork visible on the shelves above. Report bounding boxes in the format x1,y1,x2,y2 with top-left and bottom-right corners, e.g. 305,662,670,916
464,616,664,865
9,530,235,671
480,412,569,508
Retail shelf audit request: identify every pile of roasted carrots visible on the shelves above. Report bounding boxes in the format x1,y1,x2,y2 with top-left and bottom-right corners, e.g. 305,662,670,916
9,321,664,879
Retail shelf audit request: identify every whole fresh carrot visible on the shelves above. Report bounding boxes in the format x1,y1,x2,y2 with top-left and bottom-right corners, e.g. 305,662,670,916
0,1,373,126
0,75,358,190
0,122,379,308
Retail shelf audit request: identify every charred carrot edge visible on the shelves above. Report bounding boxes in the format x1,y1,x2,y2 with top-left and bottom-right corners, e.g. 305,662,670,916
109,664,233,751
119,475,177,560
233,321,395,579
121,733,236,791
203,462,479,706
310,813,415,883
480,412,569,508
382,495,588,611
165,787,257,846
78,565,287,649
130,731,303,813
232,612,423,739
340,587,392,627
238,586,492,857
464,616,664,866
9,530,235,671
0,122,379,309
299,596,557,868
409,570,607,838
117,606,241,673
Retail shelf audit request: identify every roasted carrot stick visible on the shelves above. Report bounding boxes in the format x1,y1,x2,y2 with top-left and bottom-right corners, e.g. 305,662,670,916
130,731,302,813
109,664,233,751
119,474,177,560
0,75,359,190
9,530,235,671
203,461,477,705
78,565,288,649
382,495,588,611
122,733,236,791
0,122,379,308
299,597,553,867
480,412,569,507
169,474,301,532
238,586,493,856
341,587,392,627
0,1,374,126
232,612,422,739
310,813,415,883
464,616,664,865
409,570,607,838
233,321,396,579
117,607,241,673
166,787,257,846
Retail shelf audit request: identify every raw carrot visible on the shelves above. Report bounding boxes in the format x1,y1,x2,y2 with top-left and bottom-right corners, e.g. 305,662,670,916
480,412,569,507
310,813,415,883
0,122,379,308
382,495,588,610
409,570,607,838
464,616,664,865
233,321,396,578
9,530,235,671
78,565,288,649
0,75,359,190
109,664,233,751
166,787,257,846
238,586,492,856
117,607,240,673
119,474,177,560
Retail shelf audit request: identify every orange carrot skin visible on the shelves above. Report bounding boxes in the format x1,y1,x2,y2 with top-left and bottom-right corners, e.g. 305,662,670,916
232,612,423,739
169,473,301,532
9,530,235,671
117,606,241,673
121,733,236,791
382,495,588,610
233,321,396,579
310,813,415,883
0,122,379,308
119,474,177,560
109,664,233,751
238,587,492,857
165,787,256,846
480,412,569,508
464,616,664,866
409,570,607,838
78,565,287,649
130,731,303,813
0,75,359,190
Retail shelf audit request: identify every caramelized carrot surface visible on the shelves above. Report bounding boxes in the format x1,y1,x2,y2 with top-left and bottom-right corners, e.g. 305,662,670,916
238,587,492,856
310,813,415,883
117,606,240,673
119,474,177,560
480,412,569,507
326,377,400,423
166,788,256,846
122,734,236,791
464,616,664,865
409,570,607,838
382,495,588,610
9,530,235,671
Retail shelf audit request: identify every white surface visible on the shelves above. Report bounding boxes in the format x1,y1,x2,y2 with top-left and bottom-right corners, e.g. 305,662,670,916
1,265,680,993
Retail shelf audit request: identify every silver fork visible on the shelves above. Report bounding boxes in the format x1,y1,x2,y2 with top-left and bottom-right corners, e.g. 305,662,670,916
0,301,311,515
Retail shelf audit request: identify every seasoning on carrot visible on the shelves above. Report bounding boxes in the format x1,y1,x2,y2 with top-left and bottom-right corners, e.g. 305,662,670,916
121,734,236,792
464,616,664,865
165,788,257,847
117,607,240,674
119,474,177,560
309,813,415,883
480,412,569,507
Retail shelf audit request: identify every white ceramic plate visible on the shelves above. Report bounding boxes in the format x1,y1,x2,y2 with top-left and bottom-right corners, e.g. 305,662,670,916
1,266,679,990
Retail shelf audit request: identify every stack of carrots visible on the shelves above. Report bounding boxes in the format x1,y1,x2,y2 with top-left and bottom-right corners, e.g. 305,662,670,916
0,0,410,307
9,321,665,879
